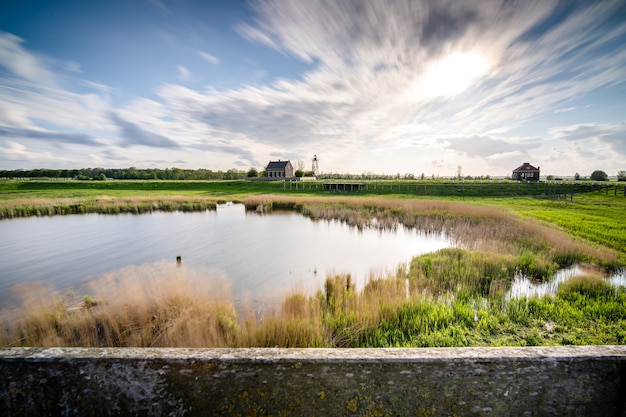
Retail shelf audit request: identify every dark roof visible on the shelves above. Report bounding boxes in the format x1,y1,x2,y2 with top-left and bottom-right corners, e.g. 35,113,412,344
266,160,291,169
513,163,539,172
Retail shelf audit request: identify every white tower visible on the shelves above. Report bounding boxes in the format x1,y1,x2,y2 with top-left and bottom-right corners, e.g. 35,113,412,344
312,154,320,176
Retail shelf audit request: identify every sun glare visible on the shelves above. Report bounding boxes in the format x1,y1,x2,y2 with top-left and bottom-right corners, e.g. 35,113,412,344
420,52,489,98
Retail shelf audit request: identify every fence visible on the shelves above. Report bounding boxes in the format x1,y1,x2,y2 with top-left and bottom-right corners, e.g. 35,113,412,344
285,179,626,198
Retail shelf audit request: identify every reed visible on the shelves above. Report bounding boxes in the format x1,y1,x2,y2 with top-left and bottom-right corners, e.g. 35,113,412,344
0,195,218,219
0,262,237,347
2,265,625,348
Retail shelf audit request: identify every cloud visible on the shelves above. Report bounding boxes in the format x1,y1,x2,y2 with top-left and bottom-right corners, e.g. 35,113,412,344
163,2,557,144
109,113,180,149
191,141,257,164
0,31,57,86
177,65,191,82
550,122,626,155
0,126,101,146
198,51,219,65
439,135,541,157
0,141,38,162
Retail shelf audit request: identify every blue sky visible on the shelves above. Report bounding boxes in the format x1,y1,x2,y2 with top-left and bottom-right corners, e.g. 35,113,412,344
1,0,625,177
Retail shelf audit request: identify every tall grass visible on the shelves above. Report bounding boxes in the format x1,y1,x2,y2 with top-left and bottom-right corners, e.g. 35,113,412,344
0,262,237,347
3,269,624,348
0,195,218,219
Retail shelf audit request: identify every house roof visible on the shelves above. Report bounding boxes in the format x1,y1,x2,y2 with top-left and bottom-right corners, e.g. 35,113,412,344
513,163,539,172
266,160,291,169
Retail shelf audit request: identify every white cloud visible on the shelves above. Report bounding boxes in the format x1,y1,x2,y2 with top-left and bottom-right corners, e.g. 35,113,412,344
198,51,220,64
177,65,191,82
550,122,626,155
0,32,58,86
0,141,38,162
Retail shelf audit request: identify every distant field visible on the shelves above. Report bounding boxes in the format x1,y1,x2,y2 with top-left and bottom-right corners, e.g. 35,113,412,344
1,177,625,198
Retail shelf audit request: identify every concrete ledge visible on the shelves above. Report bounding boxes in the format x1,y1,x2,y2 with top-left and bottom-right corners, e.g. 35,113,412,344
2,346,625,416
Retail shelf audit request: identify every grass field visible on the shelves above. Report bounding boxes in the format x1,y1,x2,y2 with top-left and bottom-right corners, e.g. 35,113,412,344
1,179,624,348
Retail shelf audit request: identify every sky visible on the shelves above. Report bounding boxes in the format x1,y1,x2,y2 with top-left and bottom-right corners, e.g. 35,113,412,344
1,0,625,177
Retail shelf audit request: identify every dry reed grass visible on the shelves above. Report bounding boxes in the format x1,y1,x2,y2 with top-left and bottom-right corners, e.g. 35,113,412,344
0,195,218,218
0,262,238,347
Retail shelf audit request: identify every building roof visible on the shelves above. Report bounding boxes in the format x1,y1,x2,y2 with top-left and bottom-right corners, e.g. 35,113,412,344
266,160,291,169
513,162,540,172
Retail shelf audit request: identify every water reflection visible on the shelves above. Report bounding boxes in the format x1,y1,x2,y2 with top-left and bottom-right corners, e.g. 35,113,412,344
0,203,453,307
506,265,625,299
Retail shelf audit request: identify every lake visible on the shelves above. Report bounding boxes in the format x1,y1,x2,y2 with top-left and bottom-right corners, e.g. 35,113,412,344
0,203,453,308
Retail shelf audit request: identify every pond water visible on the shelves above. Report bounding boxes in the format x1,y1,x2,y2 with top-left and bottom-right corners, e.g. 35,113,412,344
506,265,626,299
0,203,452,308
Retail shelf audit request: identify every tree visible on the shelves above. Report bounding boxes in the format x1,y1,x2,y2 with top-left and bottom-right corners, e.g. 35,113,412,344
617,170,626,182
590,170,608,181
574,172,581,181
294,169,304,177
247,167,258,178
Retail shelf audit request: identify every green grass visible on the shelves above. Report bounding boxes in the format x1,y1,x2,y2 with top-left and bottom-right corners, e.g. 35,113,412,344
511,196,626,256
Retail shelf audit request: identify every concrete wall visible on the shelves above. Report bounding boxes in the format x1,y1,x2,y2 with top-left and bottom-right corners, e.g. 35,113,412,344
1,346,625,416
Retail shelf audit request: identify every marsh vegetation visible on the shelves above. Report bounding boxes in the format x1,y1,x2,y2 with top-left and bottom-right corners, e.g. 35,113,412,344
1,192,624,348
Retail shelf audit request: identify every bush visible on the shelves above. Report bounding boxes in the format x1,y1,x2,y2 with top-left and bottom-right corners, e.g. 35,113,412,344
557,275,612,300
590,170,608,181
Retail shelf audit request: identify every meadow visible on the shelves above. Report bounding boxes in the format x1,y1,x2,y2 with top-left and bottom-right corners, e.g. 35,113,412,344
0,179,624,348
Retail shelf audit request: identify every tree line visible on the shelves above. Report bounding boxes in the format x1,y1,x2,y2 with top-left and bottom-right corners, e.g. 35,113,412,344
0,167,250,181
2,167,624,181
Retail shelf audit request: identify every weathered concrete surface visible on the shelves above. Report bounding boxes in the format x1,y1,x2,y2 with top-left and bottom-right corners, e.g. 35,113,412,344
1,346,625,416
